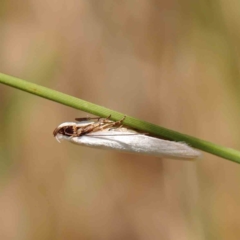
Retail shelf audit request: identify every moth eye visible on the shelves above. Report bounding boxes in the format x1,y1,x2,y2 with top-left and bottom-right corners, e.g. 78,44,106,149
63,126,75,135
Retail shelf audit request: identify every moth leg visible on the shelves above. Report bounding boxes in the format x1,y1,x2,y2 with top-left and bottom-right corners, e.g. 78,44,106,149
76,126,90,136
74,116,111,135
112,116,126,128
97,115,112,124
75,114,112,122
88,115,113,130
74,115,125,135
96,116,126,131
75,117,101,122
89,123,111,133
76,122,104,135
72,124,79,136
88,116,114,132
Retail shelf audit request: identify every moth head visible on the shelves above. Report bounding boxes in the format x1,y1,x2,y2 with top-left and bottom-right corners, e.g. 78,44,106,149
53,122,77,142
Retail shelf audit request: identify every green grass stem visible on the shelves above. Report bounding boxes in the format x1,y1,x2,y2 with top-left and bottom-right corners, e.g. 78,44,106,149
0,72,240,163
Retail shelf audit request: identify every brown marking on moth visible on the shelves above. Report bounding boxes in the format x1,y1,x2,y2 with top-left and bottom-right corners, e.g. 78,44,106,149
53,115,126,138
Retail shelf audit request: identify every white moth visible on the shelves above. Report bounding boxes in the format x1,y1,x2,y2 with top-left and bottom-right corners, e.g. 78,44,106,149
53,116,201,160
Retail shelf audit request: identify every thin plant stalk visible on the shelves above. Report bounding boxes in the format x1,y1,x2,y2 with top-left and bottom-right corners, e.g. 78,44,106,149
0,72,240,164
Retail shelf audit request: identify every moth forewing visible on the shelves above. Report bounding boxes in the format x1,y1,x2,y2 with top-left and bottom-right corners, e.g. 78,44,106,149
69,130,200,160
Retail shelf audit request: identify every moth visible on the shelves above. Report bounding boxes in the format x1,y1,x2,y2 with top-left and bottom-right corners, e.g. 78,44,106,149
53,115,201,160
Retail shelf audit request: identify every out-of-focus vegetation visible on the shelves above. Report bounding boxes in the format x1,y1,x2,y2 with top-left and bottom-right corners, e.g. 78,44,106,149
1,1,240,240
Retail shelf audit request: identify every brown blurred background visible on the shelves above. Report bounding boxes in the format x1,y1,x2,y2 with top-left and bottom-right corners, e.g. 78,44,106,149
1,0,240,239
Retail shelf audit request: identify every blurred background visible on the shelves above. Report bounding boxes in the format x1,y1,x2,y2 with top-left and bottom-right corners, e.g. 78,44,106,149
1,0,240,239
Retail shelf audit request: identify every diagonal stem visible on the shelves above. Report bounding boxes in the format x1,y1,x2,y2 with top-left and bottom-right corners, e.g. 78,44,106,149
0,72,240,163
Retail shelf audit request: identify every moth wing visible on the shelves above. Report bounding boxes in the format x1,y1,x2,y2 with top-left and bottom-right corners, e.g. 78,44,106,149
66,130,200,160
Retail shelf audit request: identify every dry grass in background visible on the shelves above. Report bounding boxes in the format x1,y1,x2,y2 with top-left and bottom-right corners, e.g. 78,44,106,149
1,0,240,239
